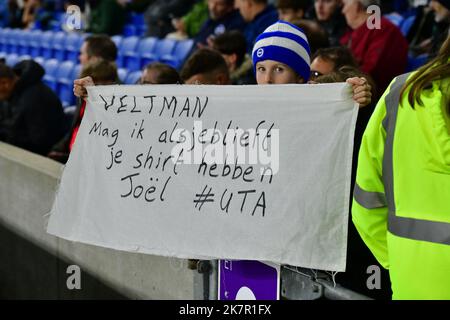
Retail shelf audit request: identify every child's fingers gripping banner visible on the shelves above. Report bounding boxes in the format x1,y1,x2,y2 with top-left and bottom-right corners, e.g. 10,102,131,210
47,83,358,272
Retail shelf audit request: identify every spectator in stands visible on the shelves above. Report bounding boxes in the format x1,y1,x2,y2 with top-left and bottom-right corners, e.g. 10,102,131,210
310,46,358,81
48,35,118,163
194,0,246,47
49,60,119,162
167,0,209,40
78,34,118,67
276,0,309,22
211,30,256,84
22,0,41,29
180,48,231,84
86,0,126,35
234,0,279,52
340,0,408,98
139,62,182,84
0,0,10,28
292,19,330,54
312,0,347,46
144,0,197,38
428,0,450,56
5,0,24,28
0,61,66,156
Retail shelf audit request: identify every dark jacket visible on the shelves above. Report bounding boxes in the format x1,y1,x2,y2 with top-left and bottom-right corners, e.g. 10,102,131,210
194,9,246,46
88,0,127,35
0,60,66,155
243,5,278,54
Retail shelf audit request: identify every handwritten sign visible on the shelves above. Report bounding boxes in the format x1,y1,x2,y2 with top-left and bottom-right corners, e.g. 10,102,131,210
47,84,358,271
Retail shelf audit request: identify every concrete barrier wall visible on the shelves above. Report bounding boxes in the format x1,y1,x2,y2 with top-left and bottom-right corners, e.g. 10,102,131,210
0,142,202,299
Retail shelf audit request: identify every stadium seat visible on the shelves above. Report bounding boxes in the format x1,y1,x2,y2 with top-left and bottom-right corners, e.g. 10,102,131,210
126,37,157,71
34,56,45,66
123,24,138,37
140,38,176,67
118,68,128,83
58,62,78,108
28,30,43,57
406,54,429,72
55,60,75,91
18,55,31,63
52,32,67,61
384,13,404,27
118,36,140,68
18,30,33,55
0,28,10,53
400,15,415,37
5,53,19,67
7,29,21,54
41,31,55,59
111,35,123,49
64,33,81,61
42,59,59,90
124,70,142,84
131,13,145,26
160,39,194,70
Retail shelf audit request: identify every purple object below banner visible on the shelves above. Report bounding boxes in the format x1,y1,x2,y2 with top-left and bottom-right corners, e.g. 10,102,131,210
218,260,280,300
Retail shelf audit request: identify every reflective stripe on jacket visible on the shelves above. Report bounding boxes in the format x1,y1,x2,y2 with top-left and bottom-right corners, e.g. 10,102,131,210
352,73,450,299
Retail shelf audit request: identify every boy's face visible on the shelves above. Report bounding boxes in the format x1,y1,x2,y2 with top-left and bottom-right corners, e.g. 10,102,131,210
255,60,303,84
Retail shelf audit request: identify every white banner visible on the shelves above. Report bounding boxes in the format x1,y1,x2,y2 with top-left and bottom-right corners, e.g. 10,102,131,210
47,83,358,272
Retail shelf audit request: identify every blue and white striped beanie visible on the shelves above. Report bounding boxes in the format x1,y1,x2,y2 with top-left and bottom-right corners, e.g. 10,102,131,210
252,21,311,82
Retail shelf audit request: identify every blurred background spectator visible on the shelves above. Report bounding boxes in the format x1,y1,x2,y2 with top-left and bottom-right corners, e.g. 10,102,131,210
0,60,65,155
86,0,126,35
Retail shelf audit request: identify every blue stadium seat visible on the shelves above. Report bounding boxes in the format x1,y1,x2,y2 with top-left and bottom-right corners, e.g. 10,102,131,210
18,55,31,63
384,13,404,27
28,30,43,57
126,37,157,71
71,63,82,80
406,54,429,72
1,29,12,53
0,28,9,53
123,24,138,37
140,38,176,67
131,13,145,26
118,36,140,68
52,32,67,61
62,63,82,106
6,53,19,67
18,31,32,55
400,15,415,37
118,68,128,83
124,70,142,84
160,39,194,70
34,56,45,66
7,29,21,54
41,31,55,59
111,35,123,49
43,59,59,90
56,61,76,107
64,33,81,61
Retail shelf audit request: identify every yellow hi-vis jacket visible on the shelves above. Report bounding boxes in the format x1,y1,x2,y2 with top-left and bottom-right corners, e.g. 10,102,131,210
352,72,450,299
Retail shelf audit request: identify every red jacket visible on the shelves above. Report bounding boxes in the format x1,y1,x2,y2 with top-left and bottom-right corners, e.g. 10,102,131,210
340,17,408,97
